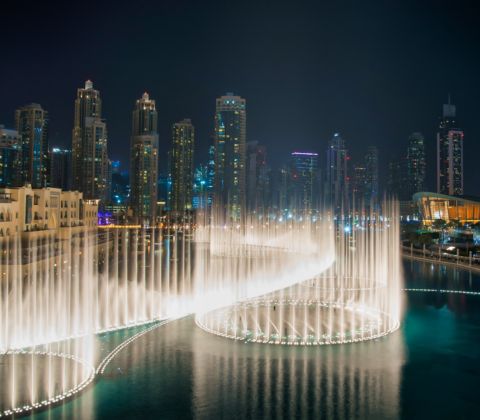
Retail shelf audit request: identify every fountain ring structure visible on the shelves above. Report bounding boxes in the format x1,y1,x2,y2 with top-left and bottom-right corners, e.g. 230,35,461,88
0,350,95,418
0,201,402,414
196,202,403,346
196,296,400,346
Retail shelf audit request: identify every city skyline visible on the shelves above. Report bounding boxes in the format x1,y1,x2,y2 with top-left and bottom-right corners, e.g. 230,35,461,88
2,1,479,194
2,83,474,195
0,83,470,221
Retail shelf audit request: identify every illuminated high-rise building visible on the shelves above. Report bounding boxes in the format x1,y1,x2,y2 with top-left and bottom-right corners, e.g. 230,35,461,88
387,158,409,200
406,132,426,196
246,141,269,214
130,92,159,225
270,166,289,214
352,164,366,205
214,93,246,222
15,103,49,187
171,119,195,216
110,160,129,205
192,164,208,210
207,144,215,199
325,133,349,212
0,125,22,187
364,146,379,205
50,148,72,190
290,151,319,213
72,80,109,201
437,99,463,195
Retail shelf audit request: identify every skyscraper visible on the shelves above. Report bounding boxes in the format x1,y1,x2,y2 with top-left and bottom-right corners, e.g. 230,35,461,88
15,103,49,187
406,132,426,196
110,160,129,205
364,146,379,205
325,133,349,212
72,80,109,201
192,164,209,210
437,99,463,196
352,164,367,206
387,158,409,200
246,141,269,214
207,144,215,203
0,125,22,187
50,148,72,190
270,166,289,214
214,93,246,222
130,92,159,225
290,151,319,213
171,119,195,216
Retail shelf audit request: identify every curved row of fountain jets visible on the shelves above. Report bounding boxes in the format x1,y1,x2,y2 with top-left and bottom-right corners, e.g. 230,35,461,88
0,201,403,415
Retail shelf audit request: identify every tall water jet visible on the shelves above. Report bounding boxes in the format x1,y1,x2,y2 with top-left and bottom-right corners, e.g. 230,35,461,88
1,216,333,415
196,200,403,345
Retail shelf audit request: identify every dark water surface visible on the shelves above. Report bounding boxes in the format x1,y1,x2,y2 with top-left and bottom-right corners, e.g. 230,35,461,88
32,261,480,419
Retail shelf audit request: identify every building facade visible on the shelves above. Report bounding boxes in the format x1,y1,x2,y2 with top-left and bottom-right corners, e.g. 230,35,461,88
290,151,319,213
214,93,246,222
130,92,159,225
171,119,195,216
0,186,98,237
246,141,269,214
72,80,109,201
406,132,426,196
414,192,480,226
352,164,367,206
50,148,72,190
0,125,22,187
325,133,349,213
15,103,49,188
437,100,463,196
364,146,379,206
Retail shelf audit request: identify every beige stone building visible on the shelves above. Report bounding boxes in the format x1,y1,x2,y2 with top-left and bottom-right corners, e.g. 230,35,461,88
0,186,98,237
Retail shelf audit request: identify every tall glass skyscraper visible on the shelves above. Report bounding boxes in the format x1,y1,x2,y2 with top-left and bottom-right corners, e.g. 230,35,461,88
387,158,409,201
0,125,22,187
325,133,349,213
171,119,195,216
15,103,49,188
130,92,159,225
214,93,246,222
290,151,319,213
437,99,463,196
246,141,269,214
50,148,72,190
364,146,379,205
406,132,426,196
72,80,109,201
352,164,366,206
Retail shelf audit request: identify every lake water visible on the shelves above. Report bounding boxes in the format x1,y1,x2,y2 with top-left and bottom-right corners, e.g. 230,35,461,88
32,260,480,419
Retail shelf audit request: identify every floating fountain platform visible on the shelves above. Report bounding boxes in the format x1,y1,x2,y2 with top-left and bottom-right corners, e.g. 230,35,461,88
0,350,95,418
196,292,400,346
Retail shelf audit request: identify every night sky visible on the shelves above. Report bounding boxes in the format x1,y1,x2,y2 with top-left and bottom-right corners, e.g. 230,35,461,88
1,0,479,193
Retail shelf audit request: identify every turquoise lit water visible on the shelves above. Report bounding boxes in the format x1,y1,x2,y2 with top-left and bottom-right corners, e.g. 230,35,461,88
30,260,480,419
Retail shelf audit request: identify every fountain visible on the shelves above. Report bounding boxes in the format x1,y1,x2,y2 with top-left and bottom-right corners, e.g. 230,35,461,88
196,201,402,345
0,201,402,416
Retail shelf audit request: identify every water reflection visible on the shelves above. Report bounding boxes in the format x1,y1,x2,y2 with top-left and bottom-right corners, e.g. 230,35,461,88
28,260,480,419
191,322,404,419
